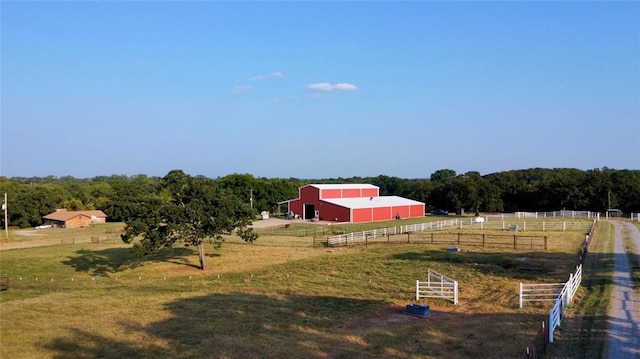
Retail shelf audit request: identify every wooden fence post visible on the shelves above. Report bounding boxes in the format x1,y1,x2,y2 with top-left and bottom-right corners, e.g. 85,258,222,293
482,233,485,247
514,234,517,249
407,232,410,244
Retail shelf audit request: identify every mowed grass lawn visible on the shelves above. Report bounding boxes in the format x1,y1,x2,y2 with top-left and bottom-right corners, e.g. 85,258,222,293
1,221,595,359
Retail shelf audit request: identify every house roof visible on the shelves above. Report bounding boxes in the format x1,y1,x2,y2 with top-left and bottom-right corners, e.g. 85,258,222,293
305,184,379,190
43,210,107,221
322,196,424,210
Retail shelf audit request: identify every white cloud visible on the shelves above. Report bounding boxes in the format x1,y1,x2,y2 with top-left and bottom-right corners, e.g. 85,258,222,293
249,72,284,81
307,82,358,92
233,72,283,93
334,83,358,91
308,82,334,91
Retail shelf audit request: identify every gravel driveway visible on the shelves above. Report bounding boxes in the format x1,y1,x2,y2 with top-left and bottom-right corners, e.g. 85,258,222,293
607,220,640,359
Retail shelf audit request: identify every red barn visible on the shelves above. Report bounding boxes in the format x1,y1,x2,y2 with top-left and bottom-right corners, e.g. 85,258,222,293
284,184,425,223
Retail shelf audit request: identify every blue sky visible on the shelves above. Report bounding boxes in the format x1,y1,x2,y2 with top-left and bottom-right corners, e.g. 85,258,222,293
1,1,638,179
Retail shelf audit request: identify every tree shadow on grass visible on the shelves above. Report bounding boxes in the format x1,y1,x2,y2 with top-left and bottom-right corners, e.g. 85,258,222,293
43,292,554,358
62,246,198,276
43,293,386,359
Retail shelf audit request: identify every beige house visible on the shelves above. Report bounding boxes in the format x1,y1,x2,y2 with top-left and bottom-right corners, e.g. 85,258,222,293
42,209,107,229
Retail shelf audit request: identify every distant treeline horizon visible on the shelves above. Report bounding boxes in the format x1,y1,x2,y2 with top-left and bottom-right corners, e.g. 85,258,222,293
1,167,639,228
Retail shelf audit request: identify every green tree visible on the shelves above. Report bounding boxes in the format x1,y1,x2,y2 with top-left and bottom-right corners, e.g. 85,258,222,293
121,170,257,270
0,179,69,228
430,169,457,183
371,175,412,196
103,175,161,222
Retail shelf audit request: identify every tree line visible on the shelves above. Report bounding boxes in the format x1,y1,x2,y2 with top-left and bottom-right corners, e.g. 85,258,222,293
1,167,639,229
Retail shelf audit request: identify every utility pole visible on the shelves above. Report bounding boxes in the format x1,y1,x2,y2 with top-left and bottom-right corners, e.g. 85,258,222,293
3,193,8,240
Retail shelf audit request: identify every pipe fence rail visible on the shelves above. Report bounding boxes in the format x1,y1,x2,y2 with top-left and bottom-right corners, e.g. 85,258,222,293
328,230,548,250
520,217,598,359
519,282,566,309
416,268,458,305
548,264,583,343
518,263,583,355
519,219,595,309
521,219,595,356
500,210,595,219
327,210,598,247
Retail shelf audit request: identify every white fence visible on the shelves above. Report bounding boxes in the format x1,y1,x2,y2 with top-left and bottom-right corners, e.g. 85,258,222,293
545,219,595,342
454,218,593,232
502,210,595,219
519,282,566,309
548,264,582,343
416,268,458,305
327,210,597,246
328,226,399,246
519,218,594,345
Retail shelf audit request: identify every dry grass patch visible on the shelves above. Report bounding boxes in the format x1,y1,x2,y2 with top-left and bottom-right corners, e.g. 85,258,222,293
1,225,592,358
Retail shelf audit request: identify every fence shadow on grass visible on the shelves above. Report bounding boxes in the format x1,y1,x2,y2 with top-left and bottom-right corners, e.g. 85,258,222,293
390,250,576,281
62,247,197,276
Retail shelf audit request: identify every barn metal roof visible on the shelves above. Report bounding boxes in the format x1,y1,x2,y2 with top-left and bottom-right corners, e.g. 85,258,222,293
322,196,424,209
43,209,108,221
306,183,379,190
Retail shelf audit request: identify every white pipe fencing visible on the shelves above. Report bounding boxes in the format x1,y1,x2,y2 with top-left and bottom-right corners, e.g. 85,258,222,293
519,282,566,309
416,268,458,305
488,210,595,219
548,264,583,343
327,210,597,246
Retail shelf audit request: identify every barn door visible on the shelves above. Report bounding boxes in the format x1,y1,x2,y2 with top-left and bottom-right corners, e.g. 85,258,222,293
304,204,316,220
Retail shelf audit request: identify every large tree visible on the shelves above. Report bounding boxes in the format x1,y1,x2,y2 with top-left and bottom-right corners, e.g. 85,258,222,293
121,170,258,270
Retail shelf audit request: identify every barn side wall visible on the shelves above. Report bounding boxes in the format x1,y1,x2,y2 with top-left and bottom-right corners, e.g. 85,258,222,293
342,188,363,198
392,206,411,219
373,207,392,221
352,208,373,223
65,215,93,229
318,202,350,222
361,188,379,198
409,204,425,218
320,189,342,199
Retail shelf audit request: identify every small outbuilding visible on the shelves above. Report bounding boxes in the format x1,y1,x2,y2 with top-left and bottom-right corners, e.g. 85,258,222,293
42,209,107,229
283,184,425,223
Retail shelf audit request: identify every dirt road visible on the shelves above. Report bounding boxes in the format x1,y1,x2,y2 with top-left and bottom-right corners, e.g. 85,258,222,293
607,220,640,359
